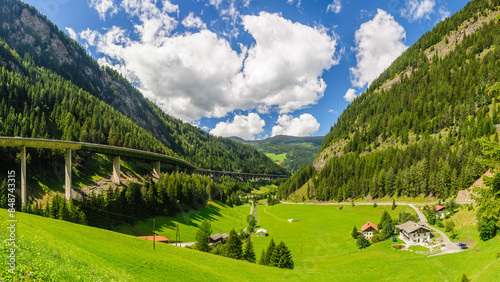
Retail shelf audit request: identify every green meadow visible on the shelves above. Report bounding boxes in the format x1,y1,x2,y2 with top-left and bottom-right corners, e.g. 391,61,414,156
114,201,251,242
2,204,499,281
250,204,500,281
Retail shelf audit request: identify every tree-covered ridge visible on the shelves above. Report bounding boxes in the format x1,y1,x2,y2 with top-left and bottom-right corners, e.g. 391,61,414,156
0,40,173,155
0,0,288,175
321,0,500,154
230,135,324,173
278,1,500,201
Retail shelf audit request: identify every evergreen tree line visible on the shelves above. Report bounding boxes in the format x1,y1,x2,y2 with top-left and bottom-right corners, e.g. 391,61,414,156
475,141,500,241
277,165,314,200
258,238,294,269
289,138,485,202
194,220,293,268
13,172,268,229
0,1,289,175
195,222,257,263
322,7,500,154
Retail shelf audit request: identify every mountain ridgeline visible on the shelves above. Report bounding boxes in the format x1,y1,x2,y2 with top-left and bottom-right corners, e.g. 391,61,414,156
229,135,324,173
280,0,500,201
0,0,287,175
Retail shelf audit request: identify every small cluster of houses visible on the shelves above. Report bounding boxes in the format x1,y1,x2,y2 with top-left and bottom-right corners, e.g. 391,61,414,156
360,220,431,245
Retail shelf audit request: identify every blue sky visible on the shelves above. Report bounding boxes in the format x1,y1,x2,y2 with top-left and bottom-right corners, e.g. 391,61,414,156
24,0,469,140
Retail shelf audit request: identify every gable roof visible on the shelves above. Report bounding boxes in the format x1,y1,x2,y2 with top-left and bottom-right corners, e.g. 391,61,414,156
210,233,229,241
396,221,431,233
361,221,378,232
433,205,445,211
256,228,267,234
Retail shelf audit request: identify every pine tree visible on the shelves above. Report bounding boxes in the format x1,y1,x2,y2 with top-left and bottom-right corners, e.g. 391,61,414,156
262,238,275,266
392,199,397,210
274,241,294,269
259,248,266,265
195,220,212,252
378,210,392,229
0,179,7,208
224,229,243,259
351,225,358,239
460,273,469,282
243,239,256,263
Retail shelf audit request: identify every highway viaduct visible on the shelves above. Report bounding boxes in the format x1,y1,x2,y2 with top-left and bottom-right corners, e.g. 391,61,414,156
0,137,289,208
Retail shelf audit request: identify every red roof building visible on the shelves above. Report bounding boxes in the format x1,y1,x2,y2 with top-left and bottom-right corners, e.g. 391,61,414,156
138,235,169,242
433,205,445,211
361,221,379,232
360,221,378,240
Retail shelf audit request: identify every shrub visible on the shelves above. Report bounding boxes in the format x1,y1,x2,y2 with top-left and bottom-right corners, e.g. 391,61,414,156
371,234,381,243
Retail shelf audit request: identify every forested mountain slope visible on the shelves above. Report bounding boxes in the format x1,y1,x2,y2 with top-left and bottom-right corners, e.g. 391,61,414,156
280,0,500,201
0,0,287,175
230,135,324,172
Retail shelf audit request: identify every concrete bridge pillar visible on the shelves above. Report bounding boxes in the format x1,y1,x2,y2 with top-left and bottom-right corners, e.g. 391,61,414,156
153,161,161,178
113,156,121,184
21,146,27,209
65,149,72,201
174,165,179,173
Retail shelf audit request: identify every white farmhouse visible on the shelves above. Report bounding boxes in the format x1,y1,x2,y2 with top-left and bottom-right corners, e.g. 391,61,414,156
360,221,378,240
396,221,431,244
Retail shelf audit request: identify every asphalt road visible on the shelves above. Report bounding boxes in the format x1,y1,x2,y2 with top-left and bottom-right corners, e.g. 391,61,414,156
408,204,463,255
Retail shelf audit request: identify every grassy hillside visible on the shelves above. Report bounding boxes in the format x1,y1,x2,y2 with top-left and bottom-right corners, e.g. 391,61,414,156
230,135,324,173
114,201,251,242
0,209,292,281
250,203,500,281
3,204,499,280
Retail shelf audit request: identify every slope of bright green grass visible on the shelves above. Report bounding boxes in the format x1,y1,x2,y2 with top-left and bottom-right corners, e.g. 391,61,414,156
251,184,277,195
0,209,292,281
265,153,287,164
2,204,499,281
114,201,251,242
251,204,500,281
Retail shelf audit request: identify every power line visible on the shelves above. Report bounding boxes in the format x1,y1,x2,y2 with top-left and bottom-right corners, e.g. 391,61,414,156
78,203,153,221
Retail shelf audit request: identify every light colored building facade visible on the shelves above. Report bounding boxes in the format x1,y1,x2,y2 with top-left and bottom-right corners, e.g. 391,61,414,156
361,222,378,240
396,221,431,244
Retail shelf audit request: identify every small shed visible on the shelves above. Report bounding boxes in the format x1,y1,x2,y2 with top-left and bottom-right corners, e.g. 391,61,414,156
256,228,267,237
209,233,229,245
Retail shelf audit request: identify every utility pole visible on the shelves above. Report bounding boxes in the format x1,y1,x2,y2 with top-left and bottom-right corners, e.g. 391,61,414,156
153,218,156,250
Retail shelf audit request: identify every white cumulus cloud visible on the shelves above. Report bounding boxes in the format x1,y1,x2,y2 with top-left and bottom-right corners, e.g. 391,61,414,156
182,12,207,29
89,0,118,20
350,9,408,89
327,0,341,14
80,11,339,122
343,88,357,102
400,0,435,22
210,113,265,140
65,27,78,40
271,114,320,137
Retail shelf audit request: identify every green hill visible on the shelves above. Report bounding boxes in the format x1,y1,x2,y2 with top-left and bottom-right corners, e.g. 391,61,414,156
281,0,500,201
0,0,287,176
0,209,292,280
3,204,499,281
230,135,324,172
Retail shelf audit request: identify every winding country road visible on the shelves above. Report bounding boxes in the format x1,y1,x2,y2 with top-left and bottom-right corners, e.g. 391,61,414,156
408,205,463,255
281,201,466,256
